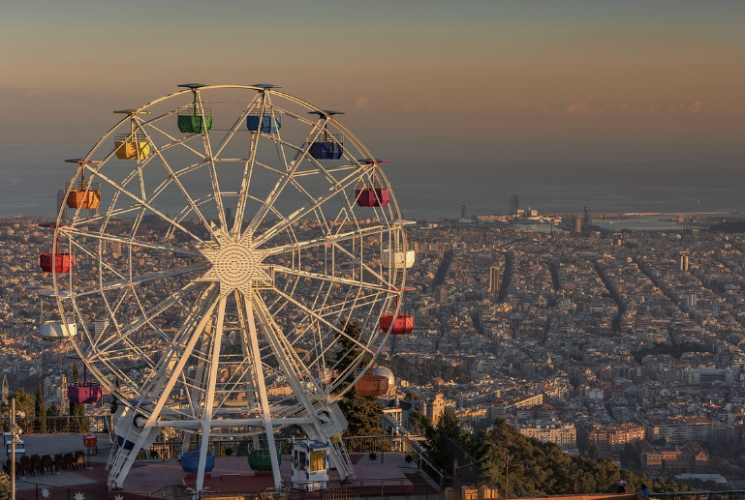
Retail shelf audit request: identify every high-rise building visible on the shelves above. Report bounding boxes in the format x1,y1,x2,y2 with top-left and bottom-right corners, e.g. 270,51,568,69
489,266,502,294
574,217,582,233
436,286,448,306
509,194,520,215
680,254,689,272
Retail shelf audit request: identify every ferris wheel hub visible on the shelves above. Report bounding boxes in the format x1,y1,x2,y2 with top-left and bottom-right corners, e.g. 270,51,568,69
198,232,269,296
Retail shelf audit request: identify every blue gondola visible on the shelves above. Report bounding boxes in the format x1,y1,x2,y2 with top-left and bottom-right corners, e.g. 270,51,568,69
308,111,345,160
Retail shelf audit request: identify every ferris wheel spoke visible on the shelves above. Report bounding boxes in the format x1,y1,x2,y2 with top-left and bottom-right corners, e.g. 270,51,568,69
263,224,388,257
251,167,368,248
233,132,260,236
89,169,210,245
243,115,329,237
95,280,204,352
138,285,219,408
234,290,260,412
138,126,220,242
59,263,208,299
65,237,126,282
193,91,229,234
272,265,391,293
267,286,378,359
61,226,202,258
210,95,260,159
248,293,326,401
141,119,206,158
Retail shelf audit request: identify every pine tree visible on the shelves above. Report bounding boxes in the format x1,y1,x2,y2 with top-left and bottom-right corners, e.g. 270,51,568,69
35,381,47,433
111,377,120,415
69,362,88,431
334,321,362,392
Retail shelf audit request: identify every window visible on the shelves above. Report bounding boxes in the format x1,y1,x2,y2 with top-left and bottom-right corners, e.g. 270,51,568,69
310,450,325,472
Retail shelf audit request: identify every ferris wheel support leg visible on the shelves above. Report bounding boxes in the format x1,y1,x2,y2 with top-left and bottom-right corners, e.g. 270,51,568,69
108,289,220,490
248,295,355,482
184,320,212,453
244,293,282,489
196,296,227,492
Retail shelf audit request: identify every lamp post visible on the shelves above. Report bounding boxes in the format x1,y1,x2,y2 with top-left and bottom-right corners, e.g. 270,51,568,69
10,398,23,500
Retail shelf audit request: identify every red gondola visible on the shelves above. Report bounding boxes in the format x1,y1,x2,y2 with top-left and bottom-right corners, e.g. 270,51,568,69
68,382,103,405
38,223,74,273
67,354,103,405
379,286,415,335
379,315,415,334
354,159,391,208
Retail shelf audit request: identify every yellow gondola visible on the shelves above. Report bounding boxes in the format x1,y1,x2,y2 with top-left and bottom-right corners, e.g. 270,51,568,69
114,109,151,160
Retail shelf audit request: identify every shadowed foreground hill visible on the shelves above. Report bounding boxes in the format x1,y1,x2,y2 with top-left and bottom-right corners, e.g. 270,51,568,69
425,412,693,496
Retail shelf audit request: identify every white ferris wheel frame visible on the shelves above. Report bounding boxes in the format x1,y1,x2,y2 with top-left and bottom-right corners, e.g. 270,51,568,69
46,84,411,492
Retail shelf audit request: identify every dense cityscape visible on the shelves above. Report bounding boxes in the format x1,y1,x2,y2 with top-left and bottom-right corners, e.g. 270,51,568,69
3,212,745,488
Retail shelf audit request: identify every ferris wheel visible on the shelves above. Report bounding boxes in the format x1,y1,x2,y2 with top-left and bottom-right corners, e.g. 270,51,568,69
43,84,415,492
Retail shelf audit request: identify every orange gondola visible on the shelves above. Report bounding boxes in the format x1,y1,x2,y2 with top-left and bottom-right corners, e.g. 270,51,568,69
64,159,101,209
356,374,389,397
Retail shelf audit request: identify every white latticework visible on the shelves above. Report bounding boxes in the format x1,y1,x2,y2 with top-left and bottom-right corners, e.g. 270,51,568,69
47,85,411,492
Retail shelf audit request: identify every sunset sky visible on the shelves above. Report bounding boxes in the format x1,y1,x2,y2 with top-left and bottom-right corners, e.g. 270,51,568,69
2,0,744,138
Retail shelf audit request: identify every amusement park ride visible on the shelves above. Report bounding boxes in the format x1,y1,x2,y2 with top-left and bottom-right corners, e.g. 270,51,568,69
36,84,416,494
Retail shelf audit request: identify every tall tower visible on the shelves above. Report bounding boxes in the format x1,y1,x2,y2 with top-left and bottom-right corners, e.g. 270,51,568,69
583,205,591,227
1,375,8,405
489,266,502,294
509,194,520,215
461,205,467,220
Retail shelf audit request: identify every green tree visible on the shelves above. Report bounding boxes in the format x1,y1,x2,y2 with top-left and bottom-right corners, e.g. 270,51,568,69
46,405,61,433
408,410,432,434
34,381,47,433
334,322,362,392
426,408,480,474
69,362,88,432
404,391,422,401
111,377,121,415
0,471,11,500
338,392,385,437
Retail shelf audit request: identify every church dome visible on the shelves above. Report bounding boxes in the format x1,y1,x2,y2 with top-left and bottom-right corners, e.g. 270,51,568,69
373,366,395,387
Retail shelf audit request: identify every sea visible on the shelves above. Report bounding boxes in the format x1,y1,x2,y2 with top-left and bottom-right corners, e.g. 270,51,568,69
1,125,743,229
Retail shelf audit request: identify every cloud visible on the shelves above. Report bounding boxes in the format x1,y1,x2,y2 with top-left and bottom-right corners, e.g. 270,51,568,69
353,96,370,110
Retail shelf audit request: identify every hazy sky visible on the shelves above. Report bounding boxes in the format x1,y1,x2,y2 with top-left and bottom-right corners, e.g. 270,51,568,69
2,0,744,138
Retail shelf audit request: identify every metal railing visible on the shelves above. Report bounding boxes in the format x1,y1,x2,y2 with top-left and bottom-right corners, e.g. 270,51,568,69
0,415,112,435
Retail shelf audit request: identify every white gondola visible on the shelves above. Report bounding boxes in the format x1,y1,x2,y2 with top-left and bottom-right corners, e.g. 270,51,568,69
382,249,416,269
40,321,77,339
38,291,77,340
